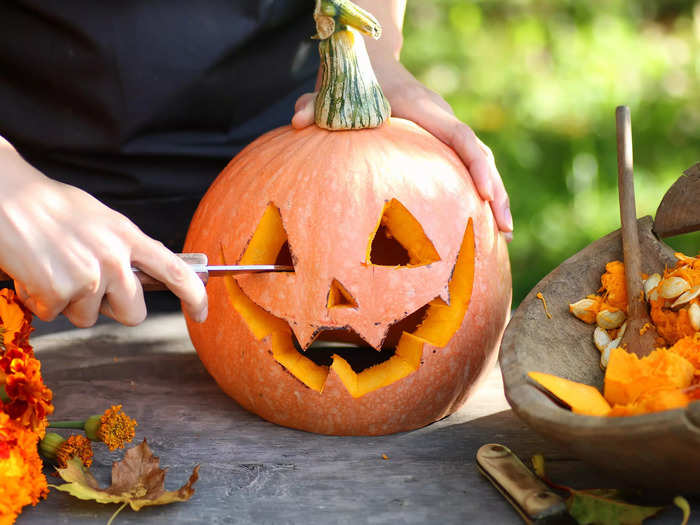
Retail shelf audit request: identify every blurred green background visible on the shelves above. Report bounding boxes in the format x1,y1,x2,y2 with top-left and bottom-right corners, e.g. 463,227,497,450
401,1,699,306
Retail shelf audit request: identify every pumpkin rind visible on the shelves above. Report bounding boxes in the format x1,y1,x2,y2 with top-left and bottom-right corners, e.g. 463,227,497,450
183,0,511,435
184,119,511,435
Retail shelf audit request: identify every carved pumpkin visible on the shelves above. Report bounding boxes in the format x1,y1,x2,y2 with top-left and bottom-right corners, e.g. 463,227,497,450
183,0,511,435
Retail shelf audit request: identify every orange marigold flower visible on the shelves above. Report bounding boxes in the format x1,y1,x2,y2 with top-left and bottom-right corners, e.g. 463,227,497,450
0,412,48,524
85,404,138,451
3,355,53,437
56,434,93,468
0,289,33,352
40,433,94,469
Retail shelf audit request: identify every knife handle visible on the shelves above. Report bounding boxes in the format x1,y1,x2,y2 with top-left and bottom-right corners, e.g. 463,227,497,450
0,253,210,292
476,444,571,524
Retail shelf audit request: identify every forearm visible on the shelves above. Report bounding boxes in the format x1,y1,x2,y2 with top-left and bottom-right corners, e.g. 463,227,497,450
353,0,406,60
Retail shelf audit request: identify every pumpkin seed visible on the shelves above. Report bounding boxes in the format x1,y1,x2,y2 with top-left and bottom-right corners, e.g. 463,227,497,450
659,277,691,299
600,343,615,369
593,326,611,352
596,309,626,329
690,303,700,332
617,321,627,338
647,288,659,302
570,298,597,323
643,273,661,300
671,285,700,309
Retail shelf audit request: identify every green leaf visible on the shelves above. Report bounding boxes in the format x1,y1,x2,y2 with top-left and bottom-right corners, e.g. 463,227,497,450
567,489,664,525
674,496,690,525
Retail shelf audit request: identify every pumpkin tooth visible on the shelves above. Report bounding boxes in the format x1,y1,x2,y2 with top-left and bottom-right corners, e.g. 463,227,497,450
593,326,612,352
647,288,659,302
569,298,597,324
659,276,691,299
671,285,700,309
690,303,700,332
596,309,626,330
643,273,661,301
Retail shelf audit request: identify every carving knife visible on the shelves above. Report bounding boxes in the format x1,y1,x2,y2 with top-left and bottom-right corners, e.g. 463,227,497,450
476,444,577,524
0,253,293,291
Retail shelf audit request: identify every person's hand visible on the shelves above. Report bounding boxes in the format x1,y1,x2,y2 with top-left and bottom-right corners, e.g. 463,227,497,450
0,140,208,327
292,54,513,241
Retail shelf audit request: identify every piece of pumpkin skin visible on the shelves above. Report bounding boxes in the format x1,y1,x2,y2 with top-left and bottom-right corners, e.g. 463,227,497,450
528,371,611,416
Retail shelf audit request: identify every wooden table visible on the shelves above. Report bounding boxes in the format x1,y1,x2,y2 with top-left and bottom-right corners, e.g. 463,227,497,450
19,311,691,524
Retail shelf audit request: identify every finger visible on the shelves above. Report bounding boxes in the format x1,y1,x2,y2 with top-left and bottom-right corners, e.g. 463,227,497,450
102,269,147,326
488,168,514,237
291,92,316,130
393,98,518,233
130,239,208,323
13,280,30,305
14,279,66,322
475,137,513,235
99,296,117,321
62,288,105,328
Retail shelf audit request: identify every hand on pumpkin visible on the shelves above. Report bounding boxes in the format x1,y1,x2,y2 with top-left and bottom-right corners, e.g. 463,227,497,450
0,139,208,327
292,55,513,241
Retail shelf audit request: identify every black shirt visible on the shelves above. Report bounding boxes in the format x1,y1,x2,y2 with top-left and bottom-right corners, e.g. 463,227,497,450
0,1,318,249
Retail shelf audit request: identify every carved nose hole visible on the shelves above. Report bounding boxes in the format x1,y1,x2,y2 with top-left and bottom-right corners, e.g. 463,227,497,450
327,279,358,309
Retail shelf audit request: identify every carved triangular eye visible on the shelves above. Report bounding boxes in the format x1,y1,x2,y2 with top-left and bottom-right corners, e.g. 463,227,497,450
239,203,295,269
367,199,441,267
327,279,358,309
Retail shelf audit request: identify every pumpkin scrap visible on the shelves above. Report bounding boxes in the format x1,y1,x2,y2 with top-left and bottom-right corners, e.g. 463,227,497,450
603,347,694,406
535,252,700,417
528,371,611,416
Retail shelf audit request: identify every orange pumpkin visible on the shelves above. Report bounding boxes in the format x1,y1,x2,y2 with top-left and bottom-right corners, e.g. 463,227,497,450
183,0,512,435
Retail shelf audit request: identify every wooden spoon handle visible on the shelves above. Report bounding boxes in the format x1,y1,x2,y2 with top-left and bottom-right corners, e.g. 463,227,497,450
616,105,645,321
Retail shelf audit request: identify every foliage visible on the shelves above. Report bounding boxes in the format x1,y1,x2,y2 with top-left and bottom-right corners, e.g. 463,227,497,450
51,441,199,512
402,0,700,305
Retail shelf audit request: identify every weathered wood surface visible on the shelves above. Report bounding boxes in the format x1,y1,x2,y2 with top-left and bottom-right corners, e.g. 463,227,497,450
654,163,700,238
501,217,700,494
20,310,690,524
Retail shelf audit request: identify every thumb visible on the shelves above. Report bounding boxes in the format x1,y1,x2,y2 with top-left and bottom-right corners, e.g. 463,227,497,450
291,92,316,129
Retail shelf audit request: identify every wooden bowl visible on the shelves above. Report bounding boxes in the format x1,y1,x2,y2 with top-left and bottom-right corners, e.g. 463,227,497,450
500,166,700,493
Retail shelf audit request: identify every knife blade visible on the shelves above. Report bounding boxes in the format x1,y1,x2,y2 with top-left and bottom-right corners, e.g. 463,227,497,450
0,253,293,291
476,444,577,524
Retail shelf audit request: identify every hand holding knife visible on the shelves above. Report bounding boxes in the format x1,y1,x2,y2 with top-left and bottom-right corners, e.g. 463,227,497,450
0,253,293,290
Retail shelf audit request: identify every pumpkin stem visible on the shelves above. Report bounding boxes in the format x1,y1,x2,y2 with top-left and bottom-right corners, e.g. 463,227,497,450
313,0,391,130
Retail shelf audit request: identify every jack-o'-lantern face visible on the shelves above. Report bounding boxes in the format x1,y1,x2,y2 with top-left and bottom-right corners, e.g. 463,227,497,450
184,119,511,435
224,199,474,397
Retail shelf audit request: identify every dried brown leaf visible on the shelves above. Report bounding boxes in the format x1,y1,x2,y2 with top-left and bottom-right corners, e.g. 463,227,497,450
50,439,199,511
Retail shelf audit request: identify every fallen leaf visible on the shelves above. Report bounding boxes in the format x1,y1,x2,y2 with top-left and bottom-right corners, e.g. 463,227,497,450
674,496,691,525
50,439,199,511
567,489,664,525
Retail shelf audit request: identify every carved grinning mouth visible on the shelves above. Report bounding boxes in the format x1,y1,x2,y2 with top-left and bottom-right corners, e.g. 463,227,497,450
222,201,475,398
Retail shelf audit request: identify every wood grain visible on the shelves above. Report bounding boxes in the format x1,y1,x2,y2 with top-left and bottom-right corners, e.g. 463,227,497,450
654,163,700,238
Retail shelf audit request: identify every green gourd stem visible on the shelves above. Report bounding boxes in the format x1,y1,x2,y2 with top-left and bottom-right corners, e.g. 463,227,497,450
0,385,9,403
48,420,87,430
314,0,390,130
